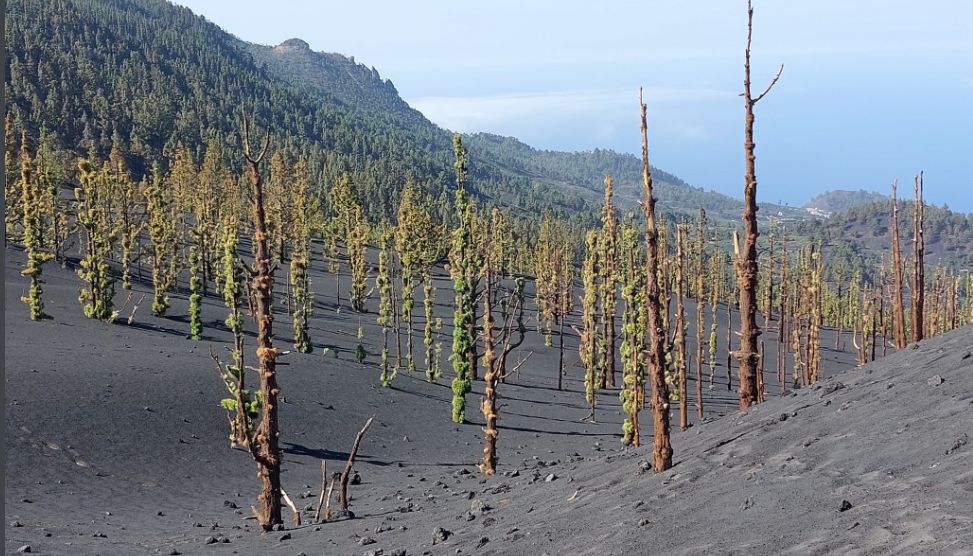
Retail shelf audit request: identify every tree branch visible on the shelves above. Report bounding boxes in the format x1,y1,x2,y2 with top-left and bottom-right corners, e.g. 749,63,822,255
752,64,784,104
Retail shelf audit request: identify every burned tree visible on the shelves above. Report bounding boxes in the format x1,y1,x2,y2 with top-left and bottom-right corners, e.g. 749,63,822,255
674,224,689,430
397,183,441,374
534,211,559,346
639,90,673,472
735,0,782,409
577,230,601,422
238,119,283,531
146,163,178,316
18,132,54,320
111,145,146,291
619,222,645,445
377,224,397,386
911,172,925,342
449,134,476,423
289,157,316,353
478,266,527,475
890,180,907,348
347,208,369,314
75,159,118,321
599,176,620,388
216,213,260,447
535,213,572,388
694,209,707,418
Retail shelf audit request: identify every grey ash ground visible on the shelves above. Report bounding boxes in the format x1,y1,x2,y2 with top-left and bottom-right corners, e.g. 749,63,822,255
5,246,972,555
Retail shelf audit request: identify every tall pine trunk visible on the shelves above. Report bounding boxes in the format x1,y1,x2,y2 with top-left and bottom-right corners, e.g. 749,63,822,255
242,122,282,531
911,172,925,343
639,90,672,472
736,0,781,409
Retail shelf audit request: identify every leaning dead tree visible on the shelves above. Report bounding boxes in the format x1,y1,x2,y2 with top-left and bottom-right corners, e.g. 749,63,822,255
911,172,925,343
735,0,782,410
639,89,672,472
237,117,283,531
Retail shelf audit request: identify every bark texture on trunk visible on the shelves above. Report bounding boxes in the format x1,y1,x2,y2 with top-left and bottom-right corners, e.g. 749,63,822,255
911,172,925,343
890,180,907,348
639,90,672,472
243,122,282,531
736,0,781,410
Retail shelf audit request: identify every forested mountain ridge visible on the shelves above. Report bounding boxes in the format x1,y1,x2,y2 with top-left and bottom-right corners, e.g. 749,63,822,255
7,0,969,274
792,199,973,272
6,0,784,229
803,189,889,216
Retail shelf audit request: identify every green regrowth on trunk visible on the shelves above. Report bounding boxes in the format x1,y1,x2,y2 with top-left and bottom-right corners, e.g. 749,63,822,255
377,228,397,386
449,134,475,423
75,159,117,321
19,133,54,320
189,244,203,340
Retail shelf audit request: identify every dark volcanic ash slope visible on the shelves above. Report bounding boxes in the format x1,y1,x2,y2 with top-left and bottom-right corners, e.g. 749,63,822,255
4,243,970,555
470,328,973,556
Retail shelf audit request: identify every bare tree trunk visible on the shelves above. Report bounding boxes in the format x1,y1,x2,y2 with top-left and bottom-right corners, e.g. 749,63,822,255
890,180,907,348
639,90,672,472
695,211,706,419
335,265,341,312
479,273,526,475
392,254,402,368
871,290,879,362
725,300,733,391
911,172,925,343
757,340,765,401
736,0,781,410
557,316,565,390
480,269,499,474
242,120,282,532
314,461,327,523
675,225,688,430
778,230,788,394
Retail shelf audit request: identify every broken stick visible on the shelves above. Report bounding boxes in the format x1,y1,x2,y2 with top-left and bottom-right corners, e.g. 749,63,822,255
338,416,374,513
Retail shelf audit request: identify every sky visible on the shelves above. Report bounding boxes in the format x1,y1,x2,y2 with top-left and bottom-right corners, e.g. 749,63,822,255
172,0,973,211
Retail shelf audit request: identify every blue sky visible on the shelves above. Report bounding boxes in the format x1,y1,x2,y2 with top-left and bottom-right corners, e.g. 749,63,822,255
173,1,973,211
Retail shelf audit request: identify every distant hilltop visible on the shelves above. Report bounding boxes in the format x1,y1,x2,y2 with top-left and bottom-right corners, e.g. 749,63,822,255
803,189,889,218
273,38,311,52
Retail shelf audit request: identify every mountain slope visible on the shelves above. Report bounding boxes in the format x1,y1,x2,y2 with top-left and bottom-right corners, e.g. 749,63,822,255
804,189,889,216
5,0,764,226
792,199,973,272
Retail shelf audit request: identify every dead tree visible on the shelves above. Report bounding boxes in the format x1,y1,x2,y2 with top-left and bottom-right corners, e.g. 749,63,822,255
735,0,782,410
639,89,673,472
674,224,688,430
911,172,925,342
777,227,788,394
242,117,283,531
694,209,706,419
339,417,374,513
726,289,733,391
479,274,529,475
890,180,907,348
314,461,328,522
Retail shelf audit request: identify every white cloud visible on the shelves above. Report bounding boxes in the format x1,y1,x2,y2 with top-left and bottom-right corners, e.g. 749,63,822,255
408,87,734,133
